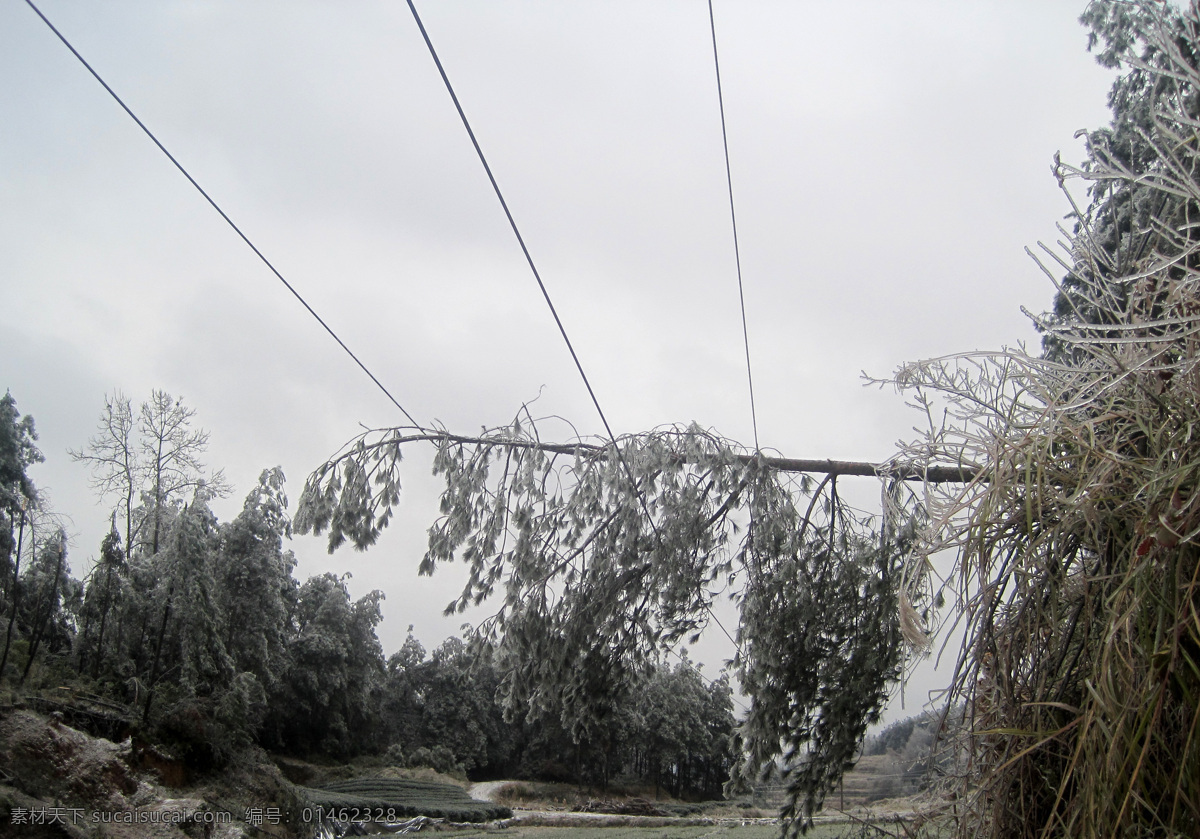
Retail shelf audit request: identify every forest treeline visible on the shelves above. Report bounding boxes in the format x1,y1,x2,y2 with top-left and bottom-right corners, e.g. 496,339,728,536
0,389,735,799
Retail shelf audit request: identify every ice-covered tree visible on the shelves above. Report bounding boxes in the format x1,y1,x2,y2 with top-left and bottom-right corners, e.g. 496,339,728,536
0,391,42,680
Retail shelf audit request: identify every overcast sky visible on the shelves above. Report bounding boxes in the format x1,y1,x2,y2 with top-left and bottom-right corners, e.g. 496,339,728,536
2,0,1116,723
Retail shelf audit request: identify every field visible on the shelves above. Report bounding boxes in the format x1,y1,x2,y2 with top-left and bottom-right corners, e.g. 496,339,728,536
296,776,513,822
432,823,877,839
288,772,930,836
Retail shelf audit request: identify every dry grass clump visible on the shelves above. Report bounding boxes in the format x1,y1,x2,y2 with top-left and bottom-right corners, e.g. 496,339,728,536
491,781,540,806
882,4,1200,835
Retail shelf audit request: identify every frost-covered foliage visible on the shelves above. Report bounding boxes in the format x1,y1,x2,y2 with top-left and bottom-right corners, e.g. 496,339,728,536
298,418,923,835
884,2,1200,835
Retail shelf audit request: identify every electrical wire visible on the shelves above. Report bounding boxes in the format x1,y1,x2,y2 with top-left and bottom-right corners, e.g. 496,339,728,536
34,0,762,708
403,0,620,450
703,1,760,661
22,0,423,430
404,0,745,657
28,0,743,663
707,0,760,451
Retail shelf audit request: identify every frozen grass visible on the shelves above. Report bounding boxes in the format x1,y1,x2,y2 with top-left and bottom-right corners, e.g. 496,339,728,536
881,5,1200,834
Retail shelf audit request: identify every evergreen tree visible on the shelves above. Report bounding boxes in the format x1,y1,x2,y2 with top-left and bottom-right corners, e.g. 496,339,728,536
141,497,228,720
1046,0,1200,357
215,467,297,692
18,526,73,684
267,573,385,757
0,391,42,680
76,521,125,678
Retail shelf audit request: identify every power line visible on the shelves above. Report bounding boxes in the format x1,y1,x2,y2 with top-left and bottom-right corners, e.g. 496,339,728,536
22,0,422,430
403,0,620,451
707,0,760,451
404,0,745,657
705,1,759,660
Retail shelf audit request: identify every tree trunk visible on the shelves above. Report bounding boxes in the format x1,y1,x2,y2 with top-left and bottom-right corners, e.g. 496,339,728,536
90,562,117,679
142,583,174,722
0,508,27,678
76,578,94,675
131,591,153,672
21,537,65,684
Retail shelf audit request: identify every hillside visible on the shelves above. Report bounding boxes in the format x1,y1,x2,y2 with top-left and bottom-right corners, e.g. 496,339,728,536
0,704,504,838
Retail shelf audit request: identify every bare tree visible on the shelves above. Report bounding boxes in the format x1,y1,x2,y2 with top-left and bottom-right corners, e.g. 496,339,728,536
69,392,140,555
138,390,229,555
72,390,230,689
71,390,230,559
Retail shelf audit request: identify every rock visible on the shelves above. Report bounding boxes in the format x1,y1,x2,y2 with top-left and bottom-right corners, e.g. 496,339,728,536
0,709,138,811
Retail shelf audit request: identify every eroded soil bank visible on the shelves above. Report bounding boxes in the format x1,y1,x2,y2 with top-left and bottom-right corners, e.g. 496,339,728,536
0,706,307,838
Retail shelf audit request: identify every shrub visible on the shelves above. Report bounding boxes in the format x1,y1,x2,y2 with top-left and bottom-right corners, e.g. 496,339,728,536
405,745,463,776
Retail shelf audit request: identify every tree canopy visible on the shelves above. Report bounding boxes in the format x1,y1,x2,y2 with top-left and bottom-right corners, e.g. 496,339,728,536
0,388,735,802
